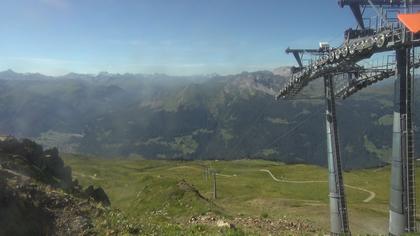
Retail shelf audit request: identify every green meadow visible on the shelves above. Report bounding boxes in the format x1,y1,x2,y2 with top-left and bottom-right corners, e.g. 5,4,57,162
63,154,420,235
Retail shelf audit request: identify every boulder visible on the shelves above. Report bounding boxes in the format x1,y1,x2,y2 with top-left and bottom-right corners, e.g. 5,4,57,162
84,186,110,206
216,220,235,228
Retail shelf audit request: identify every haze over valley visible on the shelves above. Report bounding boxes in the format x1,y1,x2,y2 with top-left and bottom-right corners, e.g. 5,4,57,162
0,69,410,169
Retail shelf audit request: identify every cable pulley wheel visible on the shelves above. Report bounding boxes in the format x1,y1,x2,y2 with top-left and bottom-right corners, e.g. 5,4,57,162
358,41,368,53
329,52,335,63
375,35,386,48
335,50,341,60
341,45,349,57
349,43,356,55
321,55,329,65
367,38,375,49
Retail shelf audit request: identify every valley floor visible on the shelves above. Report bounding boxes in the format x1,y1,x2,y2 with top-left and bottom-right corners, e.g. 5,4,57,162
63,155,420,235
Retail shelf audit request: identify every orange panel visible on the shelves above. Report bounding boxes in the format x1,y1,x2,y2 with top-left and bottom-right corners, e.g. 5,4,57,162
398,13,420,33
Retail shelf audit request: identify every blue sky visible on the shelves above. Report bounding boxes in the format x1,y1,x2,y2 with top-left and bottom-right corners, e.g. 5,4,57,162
0,0,357,75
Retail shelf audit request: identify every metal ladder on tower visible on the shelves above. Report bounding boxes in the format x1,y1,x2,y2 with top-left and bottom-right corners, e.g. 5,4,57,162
331,99,350,233
325,75,350,235
405,48,416,232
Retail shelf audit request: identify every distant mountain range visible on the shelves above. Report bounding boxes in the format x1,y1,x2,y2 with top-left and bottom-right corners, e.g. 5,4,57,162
0,68,415,169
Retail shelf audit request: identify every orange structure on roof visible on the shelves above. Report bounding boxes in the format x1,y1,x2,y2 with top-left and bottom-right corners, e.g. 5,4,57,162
398,12,420,33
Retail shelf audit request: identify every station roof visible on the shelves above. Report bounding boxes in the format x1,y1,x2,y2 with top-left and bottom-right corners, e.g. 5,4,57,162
398,13,420,33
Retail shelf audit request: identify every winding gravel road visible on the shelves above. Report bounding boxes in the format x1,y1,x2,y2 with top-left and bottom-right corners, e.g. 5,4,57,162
259,169,376,203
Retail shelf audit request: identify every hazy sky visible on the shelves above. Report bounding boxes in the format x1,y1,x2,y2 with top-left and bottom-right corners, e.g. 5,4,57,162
0,0,357,75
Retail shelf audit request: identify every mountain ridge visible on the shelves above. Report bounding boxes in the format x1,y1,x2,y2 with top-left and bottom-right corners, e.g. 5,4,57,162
0,69,412,169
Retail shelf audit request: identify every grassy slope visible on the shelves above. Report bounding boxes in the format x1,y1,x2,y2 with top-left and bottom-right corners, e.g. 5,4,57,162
63,154,420,235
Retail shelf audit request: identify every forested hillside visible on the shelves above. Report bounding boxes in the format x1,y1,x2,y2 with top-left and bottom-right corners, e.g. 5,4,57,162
0,69,414,169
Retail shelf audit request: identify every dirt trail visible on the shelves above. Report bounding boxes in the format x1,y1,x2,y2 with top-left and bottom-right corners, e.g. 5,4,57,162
164,165,376,203
168,166,202,171
216,173,237,177
259,169,376,203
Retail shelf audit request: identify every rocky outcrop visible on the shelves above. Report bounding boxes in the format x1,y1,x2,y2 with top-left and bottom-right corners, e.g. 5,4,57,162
0,137,111,204
84,185,111,206
0,137,117,235
0,165,95,235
